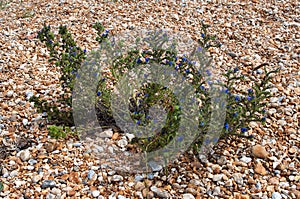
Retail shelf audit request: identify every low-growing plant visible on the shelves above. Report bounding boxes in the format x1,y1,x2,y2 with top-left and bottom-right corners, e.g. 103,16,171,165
32,22,278,155
47,125,73,139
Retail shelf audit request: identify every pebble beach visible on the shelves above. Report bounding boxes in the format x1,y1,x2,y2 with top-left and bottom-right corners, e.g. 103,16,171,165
0,0,299,198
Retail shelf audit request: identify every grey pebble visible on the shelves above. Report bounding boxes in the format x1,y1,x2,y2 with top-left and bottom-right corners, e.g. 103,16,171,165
272,192,282,199
41,180,56,189
150,186,170,198
134,174,144,182
111,175,123,182
73,142,82,147
87,170,96,180
148,161,163,172
213,186,221,196
6,90,14,97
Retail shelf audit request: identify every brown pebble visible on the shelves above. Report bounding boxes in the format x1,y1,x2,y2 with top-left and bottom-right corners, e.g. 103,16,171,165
254,162,267,175
252,145,269,159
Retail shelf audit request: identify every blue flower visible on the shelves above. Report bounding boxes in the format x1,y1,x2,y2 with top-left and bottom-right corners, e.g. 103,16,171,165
247,88,253,93
134,111,138,115
83,49,87,53
176,136,184,142
261,117,266,122
185,69,190,73
145,57,149,63
224,122,229,130
136,58,142,63
72,51,76,56
235,95,240,102
169,61,173,66
200,121,205,126
247,96,254,101
241,127,247,133
197,46,203,51
233,67,239,73
233,112,238,117
136,120,141,125
105,30,109,33
97,91,101,96
225,89,229,94
213,137,218,143
206,69,211,76
147,137,151,141
201,33,205,38
175,65,179,71
204,138,210,145
182,57,187,62
144,93,149,97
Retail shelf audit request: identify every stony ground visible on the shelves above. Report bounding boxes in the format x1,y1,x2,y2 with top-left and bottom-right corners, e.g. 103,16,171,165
0,0,299,198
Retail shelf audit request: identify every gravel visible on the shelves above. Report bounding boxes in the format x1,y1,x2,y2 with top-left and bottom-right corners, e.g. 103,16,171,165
0,0,299,198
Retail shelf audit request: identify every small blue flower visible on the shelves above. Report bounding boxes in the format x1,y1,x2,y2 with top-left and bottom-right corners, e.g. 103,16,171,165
235,95,240,102
176,136,184,142
136,120,141,125
233,67,239,73
204,138,210,145
261,117,266,122
213,137,218,143
208,81,212,85
224,122,229,130
201,33,205,38
136,58,142,63
225,89,229,94
197,47,203,51
185,69,190,73
97,91,101,96
247,88,253,93
206,69,211,76
233,112,238,117
241,127,247,133
147,137,151,141
200,85,205,90
169,61,173,66
83,49,87,53
247,96,254,101
144,93,149,97
175,65,179,71
105,30,109,33
145,57,149,63
182,57,187,62
134,111,138,115
200,121,205,126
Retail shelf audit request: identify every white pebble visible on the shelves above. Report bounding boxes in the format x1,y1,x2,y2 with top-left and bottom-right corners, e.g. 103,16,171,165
92,190,100,198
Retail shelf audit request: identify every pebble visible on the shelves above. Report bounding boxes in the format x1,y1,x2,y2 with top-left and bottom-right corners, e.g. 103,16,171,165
240,156,252,164
10,170,18,177
212,174,223,182
134,174,144,182
92,190,100,198
6,90,14,97
135,181,145,191
41,180,56,189
272,192,282,199
18,150,31,162
117,139,128,148
148,161,163,172
22,118,28,126
182,193,195,199
252,145,269,159
213,186,221,196
73,142,82,147
232,173,243,185
254,162,267,175
111,175,123,182
150,186,170,198
99,129,113,138
87,170,96,180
